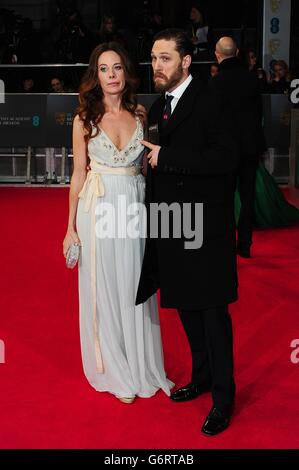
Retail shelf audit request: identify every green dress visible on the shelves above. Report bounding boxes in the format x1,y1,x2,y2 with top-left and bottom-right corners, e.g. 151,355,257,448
235,162,299,228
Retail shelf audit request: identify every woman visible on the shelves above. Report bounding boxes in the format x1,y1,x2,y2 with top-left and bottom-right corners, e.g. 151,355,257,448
245,49,269,93
235,160,299,228
63,42,173,403
209,63,219,78
269,60,291,94
95,15,126,49
186,4,209,54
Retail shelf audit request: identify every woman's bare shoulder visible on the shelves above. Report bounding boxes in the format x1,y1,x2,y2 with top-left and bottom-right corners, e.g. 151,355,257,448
73,114,88,134
73,114,85,124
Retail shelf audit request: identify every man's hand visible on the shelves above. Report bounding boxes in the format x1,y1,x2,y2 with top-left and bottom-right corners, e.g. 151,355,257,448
141,140,161,168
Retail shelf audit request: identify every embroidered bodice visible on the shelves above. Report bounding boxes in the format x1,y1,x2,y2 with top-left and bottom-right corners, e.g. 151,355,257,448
88,117,145,168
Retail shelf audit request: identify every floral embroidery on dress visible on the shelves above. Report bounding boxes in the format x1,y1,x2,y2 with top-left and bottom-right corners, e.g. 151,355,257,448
100,119,143,165
88,118,144,168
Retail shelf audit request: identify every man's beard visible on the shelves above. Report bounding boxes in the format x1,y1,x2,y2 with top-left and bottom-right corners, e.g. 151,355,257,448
154,64,184,92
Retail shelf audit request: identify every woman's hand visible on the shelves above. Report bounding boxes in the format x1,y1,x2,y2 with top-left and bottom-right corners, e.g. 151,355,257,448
63,228,81,258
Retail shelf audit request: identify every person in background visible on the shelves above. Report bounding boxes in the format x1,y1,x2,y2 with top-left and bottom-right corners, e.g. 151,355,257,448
56,10,94,63
234,159,299,229
45,76,67,183
245,49,269,93
269,60,291,94
50,76,66,93
210,37,266,258
247,48,257,72
186,4,209,56
210,63,219,78
256,67,270,93
95,14,126,49
234,58,299,227
149,11,164,36
20,77,36,93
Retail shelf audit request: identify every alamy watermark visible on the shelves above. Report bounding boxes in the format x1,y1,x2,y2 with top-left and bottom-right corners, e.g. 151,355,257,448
290,79,299,105
149,202,203,249
0,79,5,104
0,339,5,363
95,195,203,249
290,339,299,364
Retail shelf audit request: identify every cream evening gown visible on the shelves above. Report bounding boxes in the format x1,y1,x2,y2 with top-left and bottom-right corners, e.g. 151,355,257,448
76,117,174,398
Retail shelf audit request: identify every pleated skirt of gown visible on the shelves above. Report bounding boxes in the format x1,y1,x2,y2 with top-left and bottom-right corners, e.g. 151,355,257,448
76,173,174,398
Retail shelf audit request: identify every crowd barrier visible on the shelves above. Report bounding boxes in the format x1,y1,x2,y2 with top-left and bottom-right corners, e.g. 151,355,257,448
0,62,214,95
0,93,297,186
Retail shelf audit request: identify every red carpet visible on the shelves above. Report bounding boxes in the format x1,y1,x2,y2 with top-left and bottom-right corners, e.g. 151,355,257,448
0,187,299,449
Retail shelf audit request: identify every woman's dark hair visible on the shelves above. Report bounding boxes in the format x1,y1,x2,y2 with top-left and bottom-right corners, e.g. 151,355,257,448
190,3,204,25
153,28,194,58
76,42,139,142
273,59,290,79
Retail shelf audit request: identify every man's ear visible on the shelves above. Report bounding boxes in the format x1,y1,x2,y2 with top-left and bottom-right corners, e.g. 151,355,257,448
236,48,240,56
215,52,221,64
182,54,192,70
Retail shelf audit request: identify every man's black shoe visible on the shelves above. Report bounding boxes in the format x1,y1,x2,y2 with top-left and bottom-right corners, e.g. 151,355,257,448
236,245,251,258
201,405,234,436
170,382,211,402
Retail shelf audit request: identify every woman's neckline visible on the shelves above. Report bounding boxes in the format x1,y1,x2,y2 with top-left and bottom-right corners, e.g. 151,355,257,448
98,117,140,153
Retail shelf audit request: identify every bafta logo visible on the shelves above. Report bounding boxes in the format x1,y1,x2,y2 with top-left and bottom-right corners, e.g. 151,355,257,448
55,112,66,125
268,38,281,55
0,79,4,104
0,339,5,364
270,0,281,13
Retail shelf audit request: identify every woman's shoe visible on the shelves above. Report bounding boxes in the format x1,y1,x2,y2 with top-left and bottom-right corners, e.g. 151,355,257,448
117,396,135,404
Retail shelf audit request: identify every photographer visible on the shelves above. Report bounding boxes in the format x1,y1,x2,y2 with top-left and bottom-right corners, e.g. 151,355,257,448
56,10,93,63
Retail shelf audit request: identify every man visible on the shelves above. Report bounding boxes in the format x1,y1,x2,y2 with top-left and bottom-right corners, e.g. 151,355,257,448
50,76,65,93
136,29,238,436
211,37,266,258
45,76,66,183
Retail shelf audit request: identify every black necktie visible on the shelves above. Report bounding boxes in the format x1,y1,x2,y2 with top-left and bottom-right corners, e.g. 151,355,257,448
162,94,174,128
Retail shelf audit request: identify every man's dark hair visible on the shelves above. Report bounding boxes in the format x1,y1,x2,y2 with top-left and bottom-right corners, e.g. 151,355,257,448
153,28,194,58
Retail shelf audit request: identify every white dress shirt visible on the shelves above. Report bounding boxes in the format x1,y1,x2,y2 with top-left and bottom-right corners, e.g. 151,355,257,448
166,74,193,114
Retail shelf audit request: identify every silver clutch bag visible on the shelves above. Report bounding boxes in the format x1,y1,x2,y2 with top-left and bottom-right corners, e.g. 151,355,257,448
66,243,80,269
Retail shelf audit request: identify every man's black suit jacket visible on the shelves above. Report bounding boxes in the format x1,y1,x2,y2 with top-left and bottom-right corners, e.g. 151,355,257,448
209,57,266,160
136,77,239,310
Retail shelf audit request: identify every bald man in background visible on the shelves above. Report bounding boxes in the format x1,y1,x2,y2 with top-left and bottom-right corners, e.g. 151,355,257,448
210,37,266,258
